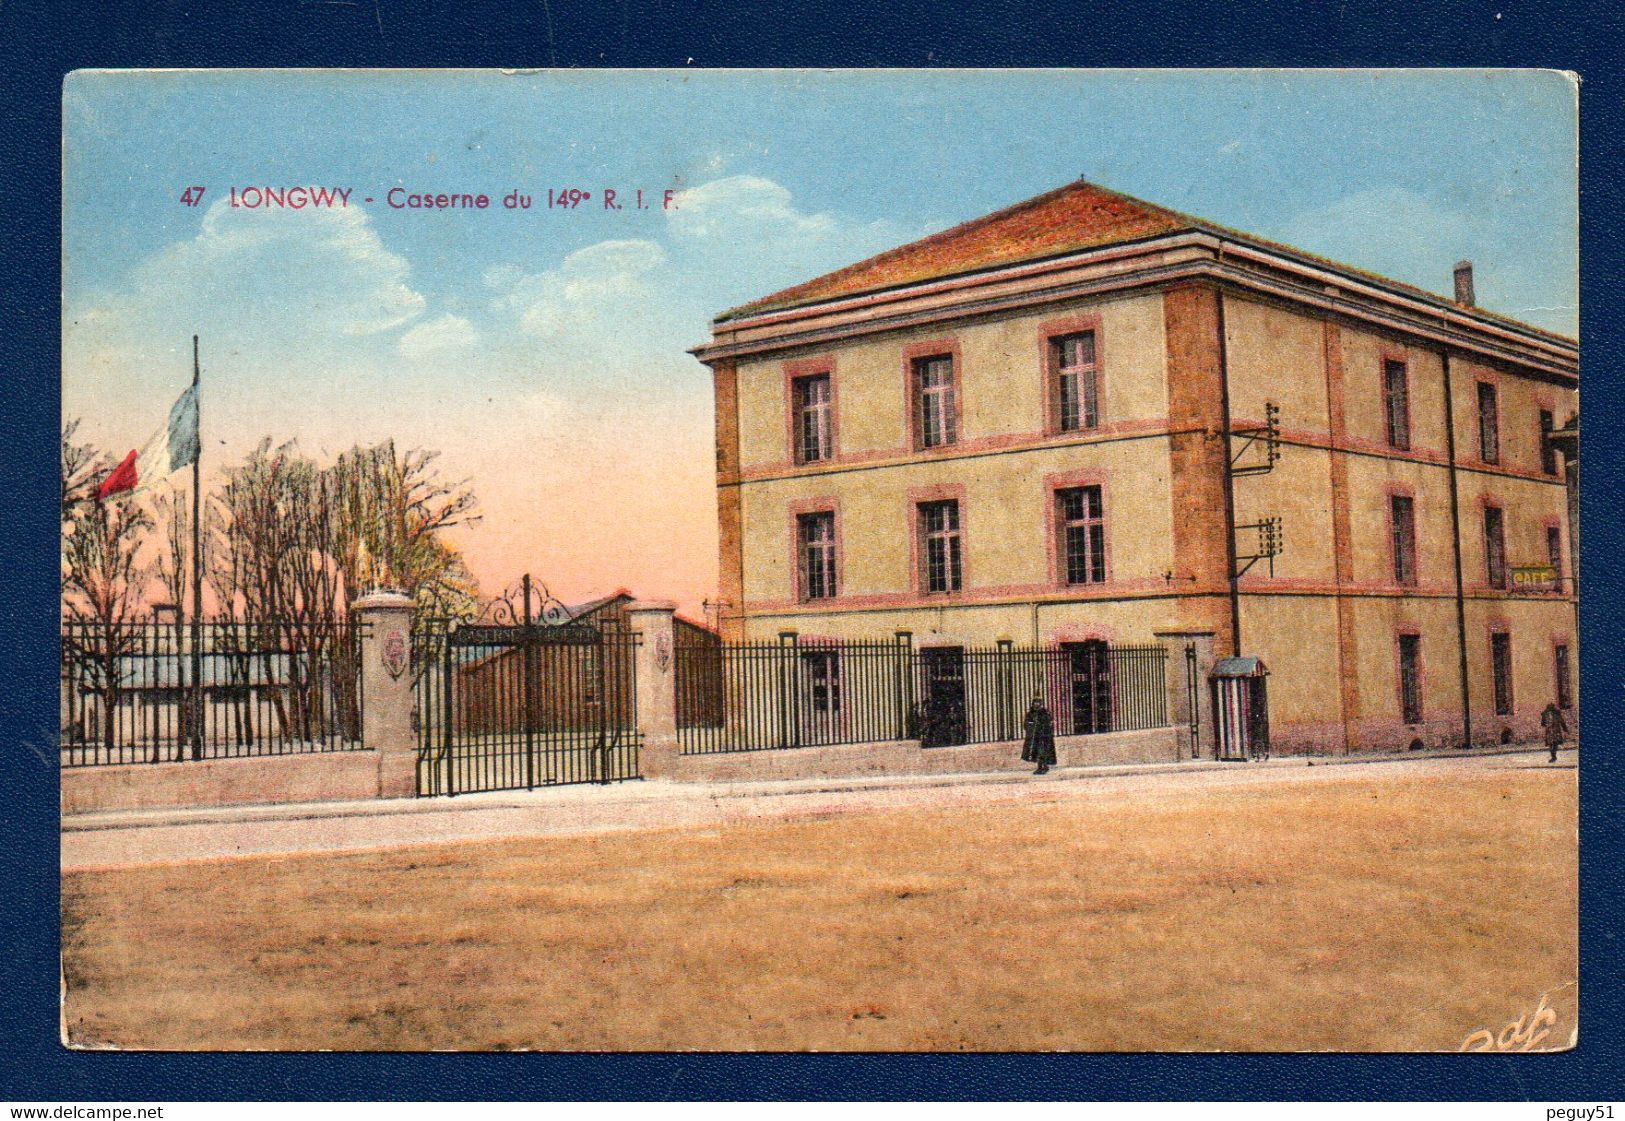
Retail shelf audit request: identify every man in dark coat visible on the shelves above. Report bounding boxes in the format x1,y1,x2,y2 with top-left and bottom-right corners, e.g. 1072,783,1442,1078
1022,692,1056,774
1541,701,1569,763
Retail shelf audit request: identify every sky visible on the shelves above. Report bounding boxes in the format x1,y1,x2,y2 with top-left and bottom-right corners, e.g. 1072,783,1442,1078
62,69,1579,614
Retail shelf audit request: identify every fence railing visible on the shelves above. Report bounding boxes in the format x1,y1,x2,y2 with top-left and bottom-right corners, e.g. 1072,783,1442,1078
675,636,1168,755
60,619,365,767
411,618,641,795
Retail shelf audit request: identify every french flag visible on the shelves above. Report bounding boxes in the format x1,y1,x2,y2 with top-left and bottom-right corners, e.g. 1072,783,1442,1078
95,384,200,501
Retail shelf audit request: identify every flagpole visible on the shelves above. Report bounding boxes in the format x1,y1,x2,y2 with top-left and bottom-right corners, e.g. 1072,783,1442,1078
190,334,203,761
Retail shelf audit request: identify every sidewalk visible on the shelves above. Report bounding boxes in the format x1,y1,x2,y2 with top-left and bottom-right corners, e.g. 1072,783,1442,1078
61,744,1569,871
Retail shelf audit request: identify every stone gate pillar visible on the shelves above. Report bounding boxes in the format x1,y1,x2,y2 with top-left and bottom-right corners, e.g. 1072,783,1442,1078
627,600,680,779
1155,629,1216,761
353,590,417,798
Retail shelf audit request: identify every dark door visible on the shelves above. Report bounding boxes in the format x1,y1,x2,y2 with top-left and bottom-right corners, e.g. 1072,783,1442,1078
1064,640,1113,735
919,646,966,746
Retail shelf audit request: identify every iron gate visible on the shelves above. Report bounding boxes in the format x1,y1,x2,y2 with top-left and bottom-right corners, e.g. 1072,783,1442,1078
412,585,640,795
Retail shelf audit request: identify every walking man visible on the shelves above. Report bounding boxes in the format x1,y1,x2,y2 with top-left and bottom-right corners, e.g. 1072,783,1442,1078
1541,700,1568,764
1022,692,1056,775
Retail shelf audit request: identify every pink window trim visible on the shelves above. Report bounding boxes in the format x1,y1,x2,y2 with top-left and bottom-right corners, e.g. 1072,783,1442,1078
1550,634,1574,711
1540,515,1565,594
1379,346,1412,451
906,482,968,596
1486,623,1515,717
783,354,838,467
786,497,842,604
1473,376,1501,466
1384,483,1419,589
1038,313,1105,436
1043,468,1112,588
793,640,852,738
902,337,964,453
1478,496,1508,592
1392,626,1426,727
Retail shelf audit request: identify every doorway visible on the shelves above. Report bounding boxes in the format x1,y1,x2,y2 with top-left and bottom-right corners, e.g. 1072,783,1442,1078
919,646,966,746
1062,640,1113,736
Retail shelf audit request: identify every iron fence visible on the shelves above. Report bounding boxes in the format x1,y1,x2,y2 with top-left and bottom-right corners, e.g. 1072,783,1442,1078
676,635,1168,755
412,618,640,796
59,619,364,767
676,636,914,755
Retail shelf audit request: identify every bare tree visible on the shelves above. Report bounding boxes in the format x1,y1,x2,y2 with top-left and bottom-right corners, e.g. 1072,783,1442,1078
150,489,192,613
61,493,153,753
208,437,483,743
329,440,481,617
60,419,103,520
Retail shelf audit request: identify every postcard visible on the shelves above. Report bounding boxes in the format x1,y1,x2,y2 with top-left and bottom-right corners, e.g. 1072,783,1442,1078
58,68,1577,1052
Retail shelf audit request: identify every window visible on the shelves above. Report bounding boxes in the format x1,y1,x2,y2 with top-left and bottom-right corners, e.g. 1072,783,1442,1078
1539,409,1558,475
1476,382,1499,464
1383,359,1411,450
1491,632,1514,716
1056,485,1106,585
1398,634,1423,725
792,373,832,464
1483,506,1507,589
1052,332,1099,432
918,500,962,593
1546,526,1564,592
913,355,957,449
1554,644,1572,710
1390,494,1418,586
797,511,837,601
802,650,841,714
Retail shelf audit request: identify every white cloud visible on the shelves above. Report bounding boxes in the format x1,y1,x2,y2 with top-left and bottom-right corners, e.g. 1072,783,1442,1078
398,313,478,358
89,198,427,343
63,199,432,457
668,175,843,246
488,239,669,343
663,174,913,310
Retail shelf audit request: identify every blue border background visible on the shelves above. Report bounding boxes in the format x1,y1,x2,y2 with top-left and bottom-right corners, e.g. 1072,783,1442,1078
2,0,1620,1102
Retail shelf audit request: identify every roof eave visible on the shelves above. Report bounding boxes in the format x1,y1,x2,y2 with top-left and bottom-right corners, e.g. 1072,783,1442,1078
692,230,1576,377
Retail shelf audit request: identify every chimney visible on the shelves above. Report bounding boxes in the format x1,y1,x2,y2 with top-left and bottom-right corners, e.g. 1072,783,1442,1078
1453,260,1475,306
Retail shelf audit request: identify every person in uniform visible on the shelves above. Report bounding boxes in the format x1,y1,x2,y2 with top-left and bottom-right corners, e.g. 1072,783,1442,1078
1021,692,1056,775
1541,700,1569,764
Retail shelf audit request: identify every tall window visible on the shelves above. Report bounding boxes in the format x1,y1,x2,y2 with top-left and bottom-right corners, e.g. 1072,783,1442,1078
1477,382,1499,464
1546,526,1564,592
1052,332,1099,432
1491,632,1514,716
802,650,841,714
1539,409,1558,475
1555,643,1572,710
792,373,832,463
1483,506,1507,589
1398,634,1423,725
1390,494,1418,586
918,500,963,593
913,355,957,449
1383,359,1411,450
797,511,837,601
1056,485,1106,585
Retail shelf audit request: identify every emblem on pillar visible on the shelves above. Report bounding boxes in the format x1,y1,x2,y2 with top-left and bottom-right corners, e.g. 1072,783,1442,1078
655,631,672,673
383,630,409,679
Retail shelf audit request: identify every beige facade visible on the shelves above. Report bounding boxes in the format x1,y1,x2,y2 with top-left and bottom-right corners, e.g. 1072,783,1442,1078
696,185,1578,754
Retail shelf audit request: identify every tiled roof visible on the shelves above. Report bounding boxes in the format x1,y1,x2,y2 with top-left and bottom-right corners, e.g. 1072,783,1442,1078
717,179,1574,345
720,180,1191,321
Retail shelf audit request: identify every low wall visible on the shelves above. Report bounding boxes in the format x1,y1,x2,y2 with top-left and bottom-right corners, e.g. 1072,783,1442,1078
661,726,1182,783
61,750,383,816
1272,710,1552,756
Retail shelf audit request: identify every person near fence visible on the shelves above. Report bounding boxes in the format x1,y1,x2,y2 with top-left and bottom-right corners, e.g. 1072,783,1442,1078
1021,692,1056,775
1541,701,1568,763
